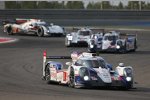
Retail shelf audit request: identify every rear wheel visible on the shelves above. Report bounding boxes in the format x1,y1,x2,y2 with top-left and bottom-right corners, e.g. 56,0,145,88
6,26,13,35
132,40,137,52
65,38,71,47
37,27,44,37
119,43,127,54
68,67,75,88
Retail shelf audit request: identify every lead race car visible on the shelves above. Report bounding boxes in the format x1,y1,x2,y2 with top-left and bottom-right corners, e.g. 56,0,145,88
88,31,137,53
3,18,65,37
42,51,134,89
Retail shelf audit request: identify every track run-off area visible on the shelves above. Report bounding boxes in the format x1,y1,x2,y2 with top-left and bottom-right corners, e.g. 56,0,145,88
0,25,150,100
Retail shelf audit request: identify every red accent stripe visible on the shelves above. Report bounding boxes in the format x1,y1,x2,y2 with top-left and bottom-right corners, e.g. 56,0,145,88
0,37,17,44
43,50,47,57
63,72,67,81
0,38,12,42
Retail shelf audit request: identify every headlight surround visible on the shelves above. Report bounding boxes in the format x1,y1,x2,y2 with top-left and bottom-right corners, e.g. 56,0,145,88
116,45,120,49
84,76,89,81
90,45,94,48
124,68,132,77
79,67,90,81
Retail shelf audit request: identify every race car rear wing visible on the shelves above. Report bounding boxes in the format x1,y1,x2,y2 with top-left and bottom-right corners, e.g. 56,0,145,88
120,33,137,36
2,19,15,25
43,51,71,76
72,27,105,33
120,33,137,40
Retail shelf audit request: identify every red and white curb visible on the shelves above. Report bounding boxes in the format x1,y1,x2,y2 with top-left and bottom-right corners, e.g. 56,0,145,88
0,37,18,44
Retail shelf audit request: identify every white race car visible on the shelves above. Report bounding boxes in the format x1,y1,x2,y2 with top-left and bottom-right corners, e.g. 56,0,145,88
88,31,137,53
42,51,134,89
3,18,65,37
65,28,93,47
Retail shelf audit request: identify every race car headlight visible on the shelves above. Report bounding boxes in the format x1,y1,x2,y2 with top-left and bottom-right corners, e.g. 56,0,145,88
68,36,73,40
84,76,89,81
126,77,132,81
116,45,120,49
90,45,94,48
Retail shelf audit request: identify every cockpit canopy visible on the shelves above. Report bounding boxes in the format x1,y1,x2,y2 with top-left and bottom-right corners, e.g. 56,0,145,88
75,59,107,69
78,30,91,36
104,35,118,41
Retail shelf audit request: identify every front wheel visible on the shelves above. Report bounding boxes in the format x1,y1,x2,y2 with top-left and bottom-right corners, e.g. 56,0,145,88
68,67,75,88
119,43,127,54
37,27,44,37
65,38,71,47
6,26,13,35
45,65,51,84
132,40,137,52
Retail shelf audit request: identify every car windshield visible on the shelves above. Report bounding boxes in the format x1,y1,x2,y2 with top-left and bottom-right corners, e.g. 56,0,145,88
82,60,107,68
41,23,49,26
79,31,90,36
104,36,118,41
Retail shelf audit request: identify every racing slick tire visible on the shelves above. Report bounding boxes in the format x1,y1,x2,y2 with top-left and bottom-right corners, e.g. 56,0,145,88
65,38,72,47
6,26,13,35
118,84,133,90
88,45,97,53
132,40,137,52
68,67,75,88
45,64,51,84
37,27,44,37
119,42,127,54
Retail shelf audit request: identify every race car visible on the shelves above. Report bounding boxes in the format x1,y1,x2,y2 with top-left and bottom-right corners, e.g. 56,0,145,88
3,18,65,37
42,51,134,89
65,27,93,47
88,31,137,53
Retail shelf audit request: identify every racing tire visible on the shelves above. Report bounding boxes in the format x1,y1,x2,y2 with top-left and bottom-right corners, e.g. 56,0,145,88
37,27,44,37
132,40,137,52
65,38,71,47
118,85,132,90
88,45,97,53
68,67,75,88
45,64,51,84
6,26,13,35
119,43,127,54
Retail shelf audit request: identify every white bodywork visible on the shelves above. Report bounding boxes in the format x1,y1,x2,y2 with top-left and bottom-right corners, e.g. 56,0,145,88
42,51,134,89
88,31,137,53
39,23,65,36
3,19,64,37
65,28,92,47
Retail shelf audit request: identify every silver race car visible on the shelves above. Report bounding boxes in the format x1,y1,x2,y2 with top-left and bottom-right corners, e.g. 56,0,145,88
42,51,134,89
3,18,65,37
88,31,137,53
65,28,92,47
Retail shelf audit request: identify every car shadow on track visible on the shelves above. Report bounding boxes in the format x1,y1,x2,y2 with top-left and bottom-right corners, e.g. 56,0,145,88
45,82,150,92
130,50,150,55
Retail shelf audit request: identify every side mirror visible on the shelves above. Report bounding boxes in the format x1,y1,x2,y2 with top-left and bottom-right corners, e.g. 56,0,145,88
107,63,113,70
66,62,71,66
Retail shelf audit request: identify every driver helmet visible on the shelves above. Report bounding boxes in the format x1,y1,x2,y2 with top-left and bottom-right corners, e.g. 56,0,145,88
119,63,124,67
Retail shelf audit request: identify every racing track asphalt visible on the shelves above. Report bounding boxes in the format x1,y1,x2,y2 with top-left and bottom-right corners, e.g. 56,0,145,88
0,28,150,100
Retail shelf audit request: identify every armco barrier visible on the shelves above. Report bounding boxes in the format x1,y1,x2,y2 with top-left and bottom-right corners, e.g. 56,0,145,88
0,9,150,20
